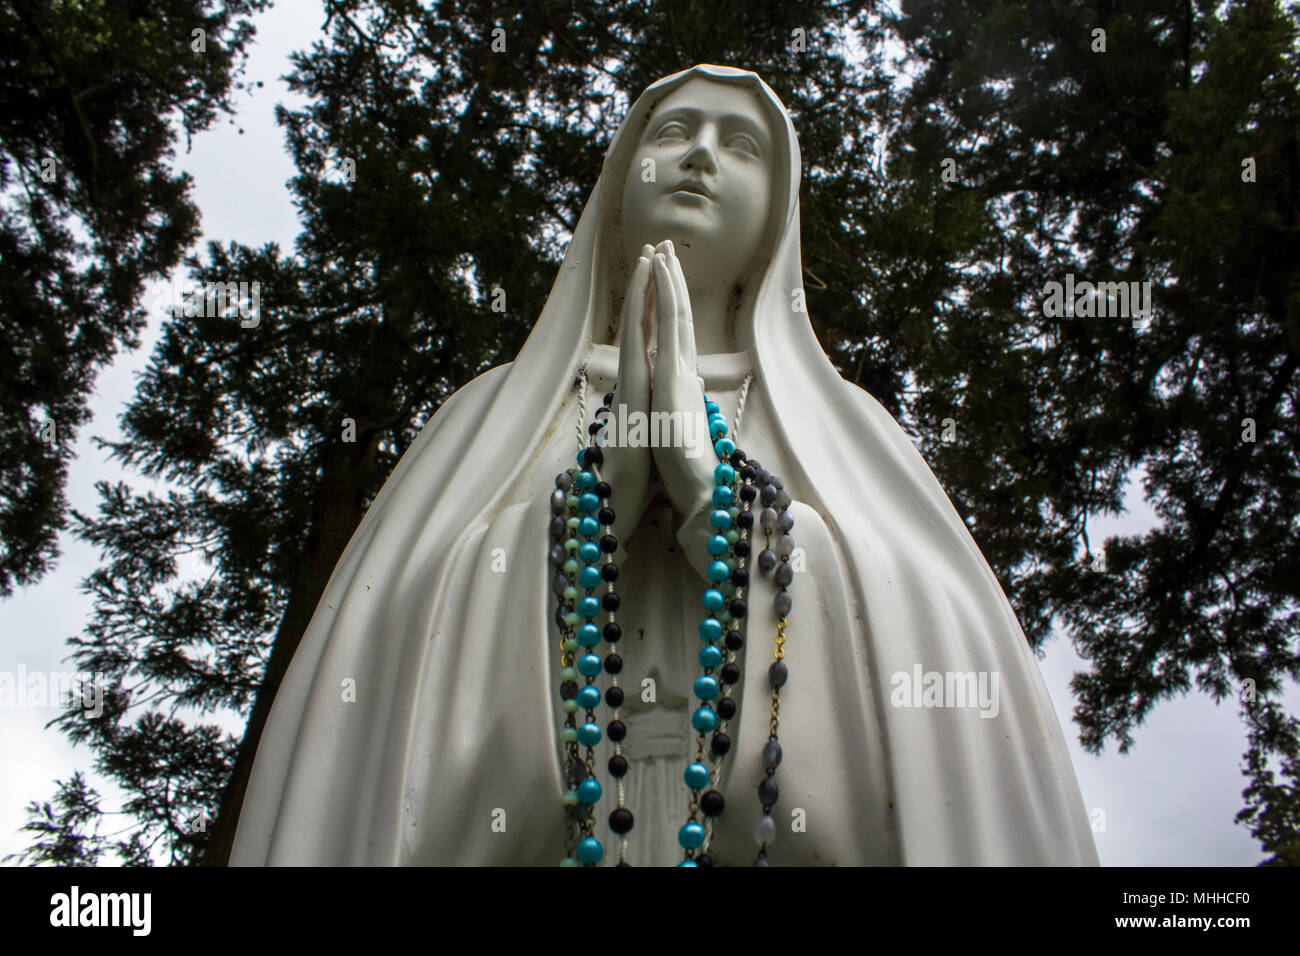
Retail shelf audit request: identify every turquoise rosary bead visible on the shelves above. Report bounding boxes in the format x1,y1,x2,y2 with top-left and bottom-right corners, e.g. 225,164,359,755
578,565,602,589
707,534,730,556
702,588,725,611
694,675,719,700
577,836,603,864
576,685,601,709
698,618,722,642
577,654,602,677
691,706,717,732
577,722,602,746
699,644,723,668
713,462,735,485
578,492,600,514
704,400,720,414
678,822,706,849
707,560,730,582
578,541,600,563
578,778,602,804
578,596,600,618
684,762,710,790
709,510,732,530
579,516,600,538
712,485,734,507
577,623,601,646
576,470,597,492
714,437,735,457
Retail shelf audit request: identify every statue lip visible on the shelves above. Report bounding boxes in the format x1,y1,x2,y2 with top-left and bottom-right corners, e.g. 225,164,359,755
670,179,715,199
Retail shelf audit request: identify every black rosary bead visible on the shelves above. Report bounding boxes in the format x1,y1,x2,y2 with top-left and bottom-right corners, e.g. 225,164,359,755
605,685,624,708
736,511,754,529
603,392,614,406
607,719,627,742
731,568,749,588
699,790,725,817
600,562,619,582
597,506,616,525
729,449,747,466
595,481,612,500
739,484,757,503
604,653,623,675
758,775,779,805
609,807,634,834
608,754,628,777
716,696,737,720
725,629,745,651
719,663,741,685
601,592,620,612
602,621,622,642
710,732,731,756
733,539,751,558
695,854,714,867
582,446,604,468
559,681,578,700
729,598,747,618
599,534,618,553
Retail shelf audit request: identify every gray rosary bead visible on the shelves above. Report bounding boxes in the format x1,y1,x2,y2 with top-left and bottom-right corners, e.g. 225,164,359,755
550,516,567,539
549,544,566,567
774,562,794,588
776,534,795,559
774,489,792,511
760,507,779,532
757,548,777,573
774,590,792,616
552,574,569,597
550,489,567,514
762,740,783,769
769,659,789,688
777,511,795,532
758,775,779,805
760,483,778,505
555,472,573,490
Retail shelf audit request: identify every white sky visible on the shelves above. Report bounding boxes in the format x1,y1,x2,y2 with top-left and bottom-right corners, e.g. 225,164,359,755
0,1,1290,866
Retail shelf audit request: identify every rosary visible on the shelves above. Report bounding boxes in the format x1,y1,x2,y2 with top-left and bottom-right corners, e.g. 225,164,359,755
548,369,796,866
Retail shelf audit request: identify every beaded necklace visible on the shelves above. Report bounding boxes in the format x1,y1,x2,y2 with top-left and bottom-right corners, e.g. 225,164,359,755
550,370,795,866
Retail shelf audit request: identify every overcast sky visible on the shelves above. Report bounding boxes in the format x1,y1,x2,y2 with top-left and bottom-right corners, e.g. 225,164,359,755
1,1,1290,866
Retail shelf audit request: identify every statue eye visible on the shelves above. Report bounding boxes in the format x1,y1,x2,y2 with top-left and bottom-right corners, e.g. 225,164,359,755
655,121,690,142
727,133,761,157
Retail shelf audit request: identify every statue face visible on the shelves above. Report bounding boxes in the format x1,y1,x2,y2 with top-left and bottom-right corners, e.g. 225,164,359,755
621,77,775,288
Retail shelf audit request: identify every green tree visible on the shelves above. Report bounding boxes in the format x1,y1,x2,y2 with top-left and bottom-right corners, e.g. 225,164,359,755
0,0,269,597
879,0,1300,860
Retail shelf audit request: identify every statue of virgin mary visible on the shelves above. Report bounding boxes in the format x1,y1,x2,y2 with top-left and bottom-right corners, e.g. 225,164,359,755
230,64,1099,866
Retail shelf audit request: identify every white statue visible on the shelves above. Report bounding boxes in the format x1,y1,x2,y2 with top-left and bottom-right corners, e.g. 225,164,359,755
231,64,1099,866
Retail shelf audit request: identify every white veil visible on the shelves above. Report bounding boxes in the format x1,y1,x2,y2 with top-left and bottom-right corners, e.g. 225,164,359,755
231,64,1098,865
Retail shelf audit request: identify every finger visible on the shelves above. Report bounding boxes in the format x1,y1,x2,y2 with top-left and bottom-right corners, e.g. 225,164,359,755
622,256,651,344
653,254,678,362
